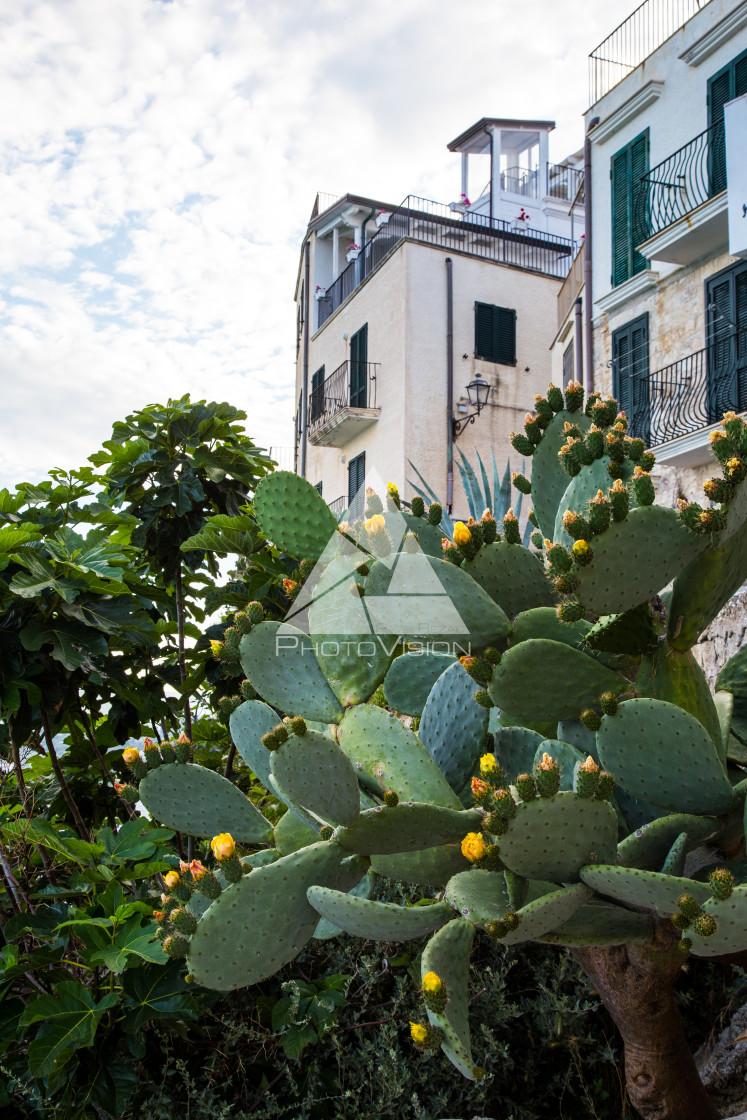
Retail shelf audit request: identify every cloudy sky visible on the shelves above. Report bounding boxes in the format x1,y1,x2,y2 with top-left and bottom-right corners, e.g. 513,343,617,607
0,0,637,489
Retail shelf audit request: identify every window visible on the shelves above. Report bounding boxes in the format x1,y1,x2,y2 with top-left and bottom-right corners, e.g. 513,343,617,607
347,452,366,521
611,314,649,443
562,339,575,382
314,481,323,496
310,365,325,422
611,129,649,287
708,49,747,194
706,261,747,417
350,325,368,408
474,303,516,365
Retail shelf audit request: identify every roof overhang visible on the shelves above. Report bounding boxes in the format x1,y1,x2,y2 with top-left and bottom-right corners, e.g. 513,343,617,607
447,117,556,154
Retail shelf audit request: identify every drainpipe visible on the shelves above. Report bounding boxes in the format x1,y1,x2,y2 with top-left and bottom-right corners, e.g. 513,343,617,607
583,117,599,396
300,239,310,478
574,297,584,385
446,257,454,512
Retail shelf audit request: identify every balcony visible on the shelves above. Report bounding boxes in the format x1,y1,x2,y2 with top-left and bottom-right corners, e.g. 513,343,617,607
589,0,710,103
635,121,728,265
308,360,380,447
623,329,747,453
327,495,348,517
316,195,576,329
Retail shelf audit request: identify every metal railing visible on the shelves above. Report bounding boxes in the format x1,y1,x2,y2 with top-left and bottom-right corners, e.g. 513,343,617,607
327,495,348,516
624,329,747,447
548,163,584,202
634,120,725,243
316,194,576,328
589,0,708,104
501,166,539,198
308,360,379,435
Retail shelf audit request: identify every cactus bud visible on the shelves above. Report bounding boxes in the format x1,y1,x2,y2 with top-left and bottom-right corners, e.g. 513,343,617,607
557,601,583,623
571,539,593,566
386,481,401,510
427,502,443,525
122,747,147,780
512,472,532,495
561,510,592,541
411,495,425,518
246,601,264,624
421,971,448,1012
584,426,605,460
461,832,487,862
544,382,563,411
708,868,734,901
703,477,731,503
553,573,579,595
588,490,611,535
693,913,718,938
492,787,517,818
482,647,503,666
471,777,491,804
144,739,162,769
383,789,399,808
625,436,645,461
159,741,176,765
725,456,747,482
503,910,520,932
534,393,553,420
599,692,618,716
287,716,307,737
595,771,615,799
481,843,503,870
585,390,602,419
234,610,253,635
501,508,520,545
220,857,244,884
194,872,221,899
574,756,600,798
453,521,472,547
524,413,543,446
162,934,189,959
272,722,289,746
483,811,509,836
535,753,560,798
485,917,509,940
261,731,279,752
114,781,139,804
409,1022,443,1050
174,737,191,763
671,912,691,931
579,708,601,732
568,436,593,467
171,907,198,936
460,655,493,687
699,507,727,533
442,541,462,564
531,530,544,550
546,542,572,573
678,937,693,952
474,689,493,710
677,894,701,921
605,432,625,463
320,825,335,841
510,431,536,457
515,773,537,802
709,428,734,464
606,460,625,480
217,695,242,720
632,467,655,506
640,451,655,472
480,510,497,544
677,499,705,533
564,380,584,412
558,443,582,476
609,478,629,522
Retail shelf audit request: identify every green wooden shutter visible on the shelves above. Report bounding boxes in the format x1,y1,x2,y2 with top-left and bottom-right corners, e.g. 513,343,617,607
562,340,574,382
474,303,515,364
611,131,649,287
612,314,649,443
310,365,325,422
350,325,368,408
611,148,630,287
348,452,366,518
630,133,649,275
475,303,495,360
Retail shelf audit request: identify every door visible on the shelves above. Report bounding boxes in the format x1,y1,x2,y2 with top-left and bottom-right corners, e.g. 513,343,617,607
349,325,368,408
347,452,366,521
707,263,747,419
612,314,649,444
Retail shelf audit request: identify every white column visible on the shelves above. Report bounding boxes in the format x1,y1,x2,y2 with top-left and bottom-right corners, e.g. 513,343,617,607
538,130,550,203
461,152,469,201
490,127,502,222
332,227,340,279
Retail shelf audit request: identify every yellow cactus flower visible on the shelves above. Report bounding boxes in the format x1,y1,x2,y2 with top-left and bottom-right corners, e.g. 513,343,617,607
143,737,158,751
122,746,140,765
409,1022,429,1045
461,832,486,862
210,639,223,658
453,521,471,547
177,732,190,745
188,859,207,880
479,753,498,776
364,513,386,533
538,752,555,771
722,411,737,424
153,910,166,923
210,833,236,861
164,871,181,891
338,521,350,533
580,755,599,774
422,971,443,995
387,482,399,495
572,540,591,561
471,776,490,801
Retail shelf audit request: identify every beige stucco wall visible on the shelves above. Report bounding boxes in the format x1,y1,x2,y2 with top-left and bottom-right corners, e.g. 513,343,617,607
296,233,562,520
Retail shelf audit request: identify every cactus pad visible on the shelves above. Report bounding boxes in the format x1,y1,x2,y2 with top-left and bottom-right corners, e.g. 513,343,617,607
444,869,511,925
274,810,320,855
493,726,545,781
498,882,591,944
616,812,717,870
553,458,635,547
229,700,279,789
332,804,481,856
271,730,361,827
667,519,747,651
636,646,723,757
536,901,655,946
371,843,470,887
421,919,481,1080
533,739,585,791
572,505,704,615
596,699,735,815
463,542,555,618
688,890,747,957
239,621,343,723
497,793,618,882
338,704,461,807
580,864,711,915
253,470,339,560
419,662,489,792
530,409,591,539
187,841,343,989
307,886,454,940
488,639,626,722
382,651,456,716
509,607,590,650
139,763,273,844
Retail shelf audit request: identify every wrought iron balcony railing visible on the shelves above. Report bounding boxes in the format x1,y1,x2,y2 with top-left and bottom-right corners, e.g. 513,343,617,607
622,328,747,448
634,120,725,244
327,495,348,517
548,163,584,202
308,360,379,435
316,195,576,328
589,0,709,104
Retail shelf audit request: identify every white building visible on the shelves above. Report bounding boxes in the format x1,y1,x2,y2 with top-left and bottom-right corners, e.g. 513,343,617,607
294,120,583,519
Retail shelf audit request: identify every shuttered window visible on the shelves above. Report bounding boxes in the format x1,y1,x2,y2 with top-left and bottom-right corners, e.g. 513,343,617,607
708,49,747,194
314,481,323,496
474,302,516,365
611,314,649,443
347,452,366,520
350,325,368,408
611,130,649,287
310,365,325,422
562,339,575,382
706,261,747,417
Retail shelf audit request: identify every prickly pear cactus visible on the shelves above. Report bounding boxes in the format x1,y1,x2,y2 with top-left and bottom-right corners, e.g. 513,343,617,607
128,407,747,1105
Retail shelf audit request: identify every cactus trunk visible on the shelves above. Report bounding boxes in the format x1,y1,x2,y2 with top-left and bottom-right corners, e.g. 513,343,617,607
572,922,718,1120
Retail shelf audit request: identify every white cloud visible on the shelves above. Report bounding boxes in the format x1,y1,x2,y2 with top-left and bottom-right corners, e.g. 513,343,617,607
0,0,636,487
